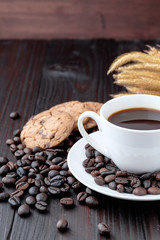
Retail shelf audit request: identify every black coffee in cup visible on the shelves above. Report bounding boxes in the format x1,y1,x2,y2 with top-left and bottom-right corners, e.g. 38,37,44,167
107,108,160,130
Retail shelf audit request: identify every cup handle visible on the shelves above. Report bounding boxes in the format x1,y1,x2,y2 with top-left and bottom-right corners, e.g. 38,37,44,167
78,111,110,158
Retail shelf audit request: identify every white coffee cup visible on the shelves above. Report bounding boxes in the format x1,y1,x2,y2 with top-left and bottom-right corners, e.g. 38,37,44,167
78,94,160,174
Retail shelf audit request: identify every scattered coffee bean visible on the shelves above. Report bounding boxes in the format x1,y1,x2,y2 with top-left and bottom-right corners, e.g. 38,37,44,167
28,186,39,196
0,157,9,165
35,201,47,211
8,196,21,207
85,196,99,207
77,192,88,202
36,193,48,202
13,129,21,136
60,197,74,207
9,111,20,119
0,165,9,175
98,222,111,235
6,139,14,145
56,219,68,232
25,196,36,206
18,204,30,216
10,144,17,152
2,177,16,185
0,192,10,201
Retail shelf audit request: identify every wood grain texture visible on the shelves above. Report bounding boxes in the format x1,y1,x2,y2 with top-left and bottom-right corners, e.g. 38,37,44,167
0,39,159,240
0,0,160,40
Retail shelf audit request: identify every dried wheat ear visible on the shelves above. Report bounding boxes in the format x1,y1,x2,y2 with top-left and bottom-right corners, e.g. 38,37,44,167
107,45,160,98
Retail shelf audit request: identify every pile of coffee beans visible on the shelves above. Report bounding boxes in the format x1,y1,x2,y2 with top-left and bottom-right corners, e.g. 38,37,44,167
83,144,160,196
0,114,111,235
0,130,102,216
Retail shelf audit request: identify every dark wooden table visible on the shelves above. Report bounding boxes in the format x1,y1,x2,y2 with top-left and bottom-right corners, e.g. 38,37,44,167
0,39,160,240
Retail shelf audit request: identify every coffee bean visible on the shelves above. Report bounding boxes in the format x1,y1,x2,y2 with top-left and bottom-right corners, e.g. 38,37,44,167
56,219,68,232
16,182,29,191
95,162,105,170
147,187,160,194
23,148,32,154
13,136,21,144
67,176,76,185
94,176,105,186
108,181,117,190
101,170,115,177
91,170,99,177
28,186,39,196
8,196,21,207
48,186,61,195
6,139,14,145
83,158,95,168
130,178,141,188
140,172,152,180
7,161,15,171
133,187,147,196
77,192,88,202
0,192,10,201
0,165,9,175
115,177,129,185
25,196,36,206
13,129,21,136
49,165,61,170
52,157,63,164
10,111,20,119
14,150,24,158
15,176,27,185
85,187,93,195
35,201,47,211
35,179,44,188
28,178,35,185
85,148,95,158
95,155,103,163
36,193,48,202
48,170,59,178
98,222,111,235
116,170,127,177
2,177,16,185
17,144,25,150
85,196,99,207
124,186,133,193
60,183,70,193
50,175,65,187
0,157,9,165
71,181,82,190
60,197,74,207
18,204,30,216
104,175,116,183
32,146,44,153
11,189,24,198
17,167,27,177
85,167,96,173
117,184,124,193
143,179,151,189
40,186,48,193
35,174,44,180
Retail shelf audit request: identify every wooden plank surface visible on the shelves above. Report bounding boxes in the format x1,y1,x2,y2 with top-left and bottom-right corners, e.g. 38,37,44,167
0,39,159,240
0,0,160,40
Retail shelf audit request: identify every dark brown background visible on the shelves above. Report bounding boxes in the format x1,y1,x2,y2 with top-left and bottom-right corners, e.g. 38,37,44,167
0,0,160,40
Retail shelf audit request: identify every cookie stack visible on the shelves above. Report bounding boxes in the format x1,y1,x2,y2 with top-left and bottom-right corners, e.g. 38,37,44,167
20,101,103,149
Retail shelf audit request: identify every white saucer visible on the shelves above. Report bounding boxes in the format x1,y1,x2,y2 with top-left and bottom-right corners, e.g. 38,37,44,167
67,131,160,201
